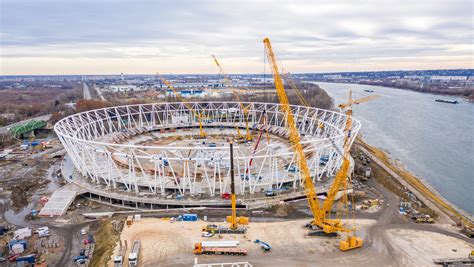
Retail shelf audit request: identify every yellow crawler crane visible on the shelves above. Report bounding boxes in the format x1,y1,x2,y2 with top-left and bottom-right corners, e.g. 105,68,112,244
157,74,207,138
263,37,378,251
202,142,248,234
212,55,253,142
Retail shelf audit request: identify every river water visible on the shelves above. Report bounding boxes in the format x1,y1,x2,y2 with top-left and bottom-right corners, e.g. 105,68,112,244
312,82,474,215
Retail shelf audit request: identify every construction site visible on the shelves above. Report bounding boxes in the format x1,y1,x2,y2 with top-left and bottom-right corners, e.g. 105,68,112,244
0,38,473,267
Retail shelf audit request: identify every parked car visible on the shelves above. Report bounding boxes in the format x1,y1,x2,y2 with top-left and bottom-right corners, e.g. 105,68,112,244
73,255,88,262
201,231,214,237
265,190,275,197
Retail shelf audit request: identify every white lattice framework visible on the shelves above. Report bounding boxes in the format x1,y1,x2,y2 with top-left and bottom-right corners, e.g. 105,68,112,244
55,102,360,196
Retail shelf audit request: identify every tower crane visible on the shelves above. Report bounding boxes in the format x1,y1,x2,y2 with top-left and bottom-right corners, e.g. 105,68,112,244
263,37,378,251
212,55,253,142
323,90,381,214
157,74,207,138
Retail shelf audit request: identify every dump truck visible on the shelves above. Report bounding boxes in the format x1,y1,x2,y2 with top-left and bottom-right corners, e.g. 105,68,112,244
128,241,141,267
193,242,247,256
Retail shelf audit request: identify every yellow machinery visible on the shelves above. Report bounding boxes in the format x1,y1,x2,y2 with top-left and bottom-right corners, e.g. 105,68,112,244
202,142,248,234
263,37,378,251
337,90,380,251
226,142,249,227
158,74,206,138
212,55,253,142
234,126,245,140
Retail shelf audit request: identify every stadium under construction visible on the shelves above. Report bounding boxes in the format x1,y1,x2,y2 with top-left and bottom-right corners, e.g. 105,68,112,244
54,101,360,210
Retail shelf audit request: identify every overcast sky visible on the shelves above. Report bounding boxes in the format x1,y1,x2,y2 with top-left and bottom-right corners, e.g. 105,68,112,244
0,0,472,75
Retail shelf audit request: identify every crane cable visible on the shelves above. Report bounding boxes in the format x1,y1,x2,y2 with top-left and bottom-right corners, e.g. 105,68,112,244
156,73,206,137
274,53,311,107
212,55,253,140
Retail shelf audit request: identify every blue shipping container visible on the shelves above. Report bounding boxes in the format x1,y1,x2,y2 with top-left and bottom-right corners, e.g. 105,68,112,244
182,214,198,221
16,254,36,264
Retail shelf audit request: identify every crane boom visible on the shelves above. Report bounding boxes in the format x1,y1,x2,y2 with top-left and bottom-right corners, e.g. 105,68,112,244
338,93,380,109
212,55,252,141
263,38,325,222
157,74,206,138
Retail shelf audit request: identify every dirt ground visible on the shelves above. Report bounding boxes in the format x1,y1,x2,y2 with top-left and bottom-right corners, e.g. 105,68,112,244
108,218,376,267
386,228,473,266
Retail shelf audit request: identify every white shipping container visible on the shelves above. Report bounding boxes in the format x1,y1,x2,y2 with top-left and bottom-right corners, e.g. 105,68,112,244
11,243,25,254
14,228,32,239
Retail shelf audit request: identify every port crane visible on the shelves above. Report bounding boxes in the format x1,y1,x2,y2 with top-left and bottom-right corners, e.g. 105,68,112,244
263,37,378,251
212,55,253,142
157,74,207,138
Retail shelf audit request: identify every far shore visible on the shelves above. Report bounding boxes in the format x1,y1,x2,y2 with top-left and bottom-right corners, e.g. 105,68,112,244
311,80,473,102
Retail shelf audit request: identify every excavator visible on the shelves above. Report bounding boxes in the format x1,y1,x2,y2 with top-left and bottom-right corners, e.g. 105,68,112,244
202,142,249,234
263,37,378,251
157,74,207,138
212,55,253,142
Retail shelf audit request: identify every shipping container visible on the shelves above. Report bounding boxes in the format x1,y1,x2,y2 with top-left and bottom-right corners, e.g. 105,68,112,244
182,214,198,221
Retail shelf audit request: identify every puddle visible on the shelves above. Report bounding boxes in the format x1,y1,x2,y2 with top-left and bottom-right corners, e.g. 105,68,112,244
0,197,35,227
0,160,62,227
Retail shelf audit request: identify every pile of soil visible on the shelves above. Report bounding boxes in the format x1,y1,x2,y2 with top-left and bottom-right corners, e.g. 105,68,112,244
11,177,49,211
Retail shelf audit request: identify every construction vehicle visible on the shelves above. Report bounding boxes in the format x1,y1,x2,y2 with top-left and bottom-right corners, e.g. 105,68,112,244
113,240,127,267
128,240,141,267
461,225,474,238
202,142,248,234
201,223,246,234
433,251,474,265
113,255,123,267
234,126,246,142
158,74,207,138
254,239,271,252
126,216,133,226
212,55,252,142
193,241,247,256
263,37,378,251
414,217,435,224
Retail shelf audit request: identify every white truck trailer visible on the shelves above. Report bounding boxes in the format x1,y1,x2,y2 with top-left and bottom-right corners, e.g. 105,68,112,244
128,241,141,267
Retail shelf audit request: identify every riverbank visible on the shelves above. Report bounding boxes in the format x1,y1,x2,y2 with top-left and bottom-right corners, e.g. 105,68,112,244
315,81,474,215
355,137,473,226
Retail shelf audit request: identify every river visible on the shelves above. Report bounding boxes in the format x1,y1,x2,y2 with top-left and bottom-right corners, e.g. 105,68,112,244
312,82,474,215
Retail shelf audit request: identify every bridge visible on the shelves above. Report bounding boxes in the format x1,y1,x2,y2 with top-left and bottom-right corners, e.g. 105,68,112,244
8,119,48,138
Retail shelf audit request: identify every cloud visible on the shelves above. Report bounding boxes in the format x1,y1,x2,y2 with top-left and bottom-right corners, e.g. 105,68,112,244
0,0,472,74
